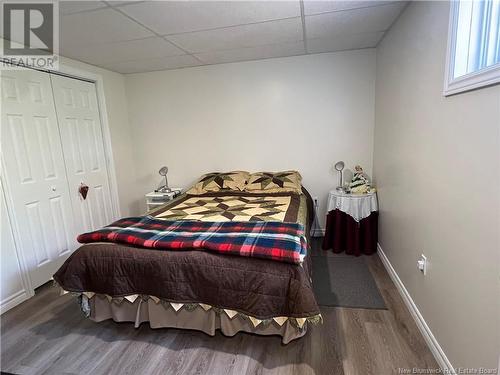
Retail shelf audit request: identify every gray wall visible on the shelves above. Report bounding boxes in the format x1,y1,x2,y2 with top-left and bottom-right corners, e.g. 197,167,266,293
373,1,499,369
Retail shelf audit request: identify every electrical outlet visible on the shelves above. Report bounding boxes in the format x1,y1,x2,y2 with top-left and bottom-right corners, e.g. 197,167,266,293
417,254,427,275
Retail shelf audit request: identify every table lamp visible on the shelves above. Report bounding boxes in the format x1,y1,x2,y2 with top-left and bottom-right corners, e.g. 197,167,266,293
334,161,345,192
158,166,171,192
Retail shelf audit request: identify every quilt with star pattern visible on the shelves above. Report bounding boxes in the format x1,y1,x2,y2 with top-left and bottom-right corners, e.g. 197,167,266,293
151,191,303,223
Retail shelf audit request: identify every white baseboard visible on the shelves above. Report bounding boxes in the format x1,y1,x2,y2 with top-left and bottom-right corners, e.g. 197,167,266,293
0,289,30,314
377,243,455,374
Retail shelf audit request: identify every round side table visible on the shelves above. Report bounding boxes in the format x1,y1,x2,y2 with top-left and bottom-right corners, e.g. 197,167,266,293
322,190,378,256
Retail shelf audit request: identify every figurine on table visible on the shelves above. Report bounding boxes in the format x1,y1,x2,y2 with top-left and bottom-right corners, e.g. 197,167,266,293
349,165,375,194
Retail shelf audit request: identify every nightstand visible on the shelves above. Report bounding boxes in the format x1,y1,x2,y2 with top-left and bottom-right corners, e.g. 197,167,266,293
322,190,378,256
145,188,182,211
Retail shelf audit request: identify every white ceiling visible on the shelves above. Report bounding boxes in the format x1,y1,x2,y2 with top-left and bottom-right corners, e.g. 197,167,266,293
57,0,407,74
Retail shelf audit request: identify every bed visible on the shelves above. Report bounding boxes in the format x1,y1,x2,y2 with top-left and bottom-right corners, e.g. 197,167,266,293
54,171,321,344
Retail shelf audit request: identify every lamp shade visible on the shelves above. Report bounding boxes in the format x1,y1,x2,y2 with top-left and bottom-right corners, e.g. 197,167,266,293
159,166,168,176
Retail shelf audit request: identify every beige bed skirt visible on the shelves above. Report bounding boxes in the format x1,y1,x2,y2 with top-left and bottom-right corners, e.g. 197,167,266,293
89,295,308,344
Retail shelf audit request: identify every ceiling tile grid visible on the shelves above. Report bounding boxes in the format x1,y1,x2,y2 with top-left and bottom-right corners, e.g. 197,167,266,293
167,17,304,54
56,0,408,74
118,1,302,35
195,40,306,65
60,1,107,15
62,36,186,66
99,54,203,74
305,2,407,39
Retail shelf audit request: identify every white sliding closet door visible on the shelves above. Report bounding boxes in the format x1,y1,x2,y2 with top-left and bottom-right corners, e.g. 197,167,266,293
50,74,114,233
1,69,77,289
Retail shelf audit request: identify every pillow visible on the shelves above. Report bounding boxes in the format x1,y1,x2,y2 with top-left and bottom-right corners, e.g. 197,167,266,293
186,171,250,194
244,171,302,193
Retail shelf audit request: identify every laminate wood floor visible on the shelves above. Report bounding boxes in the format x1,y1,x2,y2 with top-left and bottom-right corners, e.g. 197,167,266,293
1,239,438,375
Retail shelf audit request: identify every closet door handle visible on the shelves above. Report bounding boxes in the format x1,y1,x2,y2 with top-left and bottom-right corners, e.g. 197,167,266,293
79,183,89,200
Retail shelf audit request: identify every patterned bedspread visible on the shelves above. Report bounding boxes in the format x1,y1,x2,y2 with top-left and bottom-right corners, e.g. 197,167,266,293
151,191,302,223
54,188,320,322
77,217,307,264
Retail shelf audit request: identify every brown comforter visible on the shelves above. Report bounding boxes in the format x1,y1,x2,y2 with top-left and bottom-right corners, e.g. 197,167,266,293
54,188,319,320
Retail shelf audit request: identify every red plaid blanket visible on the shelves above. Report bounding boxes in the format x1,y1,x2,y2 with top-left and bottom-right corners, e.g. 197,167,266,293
77,216,307,265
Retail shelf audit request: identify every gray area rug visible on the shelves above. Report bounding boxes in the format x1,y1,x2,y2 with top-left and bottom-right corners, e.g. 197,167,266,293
312,255,387,309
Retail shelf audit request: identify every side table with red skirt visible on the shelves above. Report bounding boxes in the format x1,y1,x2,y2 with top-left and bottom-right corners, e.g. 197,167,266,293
321,191,378,256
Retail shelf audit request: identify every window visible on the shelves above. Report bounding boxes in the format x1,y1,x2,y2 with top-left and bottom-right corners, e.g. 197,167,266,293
444,0,500,96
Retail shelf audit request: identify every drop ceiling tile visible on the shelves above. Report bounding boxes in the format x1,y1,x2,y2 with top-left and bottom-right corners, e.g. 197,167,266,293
60,8,153,46
307,31,384,53
194,40,305,64
60,1,107,15
61,37,185,65
168,17,303,54
119,1,301,35
305,2,406,39
107,1,145,6
102,54,202,74
303,1,397,16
